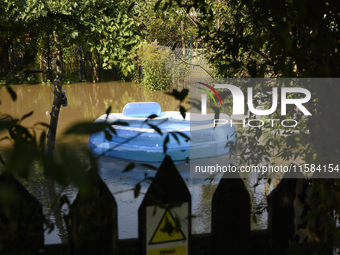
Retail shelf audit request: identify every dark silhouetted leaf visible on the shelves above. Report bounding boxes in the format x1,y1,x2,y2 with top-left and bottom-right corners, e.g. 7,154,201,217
174,132,190,140
154,0,161,10
134,183,141,198
163,134,169,154
104,129,112,141
20,111,34,122
60,195,70,207
108,126,117,135
140,163,158,170
148,124,162,135
0,136,10,143
147,114,158,120
64,122,109,134
123,162,135,172
34,122,50,128
128,2,135,12
112,121,129,126
252,213,257,224
171,133,180,144
0,118,15,131
171,42,179,51
0,154,5,165
179,106,186,119
105,106,112,119
39,131,46,151
6,86,17,101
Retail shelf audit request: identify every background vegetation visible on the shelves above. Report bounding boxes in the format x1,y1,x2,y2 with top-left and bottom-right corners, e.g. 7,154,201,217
1,0,340,253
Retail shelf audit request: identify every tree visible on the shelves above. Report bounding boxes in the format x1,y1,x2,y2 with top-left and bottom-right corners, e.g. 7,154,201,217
158,0,340,251
0,0,143,78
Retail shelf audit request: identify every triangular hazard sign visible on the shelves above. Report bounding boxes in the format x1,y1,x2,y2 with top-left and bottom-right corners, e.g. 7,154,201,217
149,210,186,244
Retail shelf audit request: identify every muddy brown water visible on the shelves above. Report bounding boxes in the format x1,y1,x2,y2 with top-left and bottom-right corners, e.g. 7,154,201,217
0,82,268,244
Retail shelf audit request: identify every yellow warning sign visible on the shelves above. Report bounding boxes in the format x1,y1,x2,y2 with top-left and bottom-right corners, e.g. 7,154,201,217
148,245,186,255
149,210,186,244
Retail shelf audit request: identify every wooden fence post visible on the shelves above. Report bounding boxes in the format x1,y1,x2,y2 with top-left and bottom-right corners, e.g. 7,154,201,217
66,168,118,255
267,166,302,255
0,173,44,254
211,170,251,255
139,155,191,255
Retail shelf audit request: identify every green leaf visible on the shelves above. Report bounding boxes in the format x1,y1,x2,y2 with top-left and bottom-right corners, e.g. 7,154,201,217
252,213,257,224
71,31,79,39
6,86,17,101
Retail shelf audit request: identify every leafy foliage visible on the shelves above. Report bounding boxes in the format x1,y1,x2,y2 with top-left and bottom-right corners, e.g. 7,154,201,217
0,0,143,79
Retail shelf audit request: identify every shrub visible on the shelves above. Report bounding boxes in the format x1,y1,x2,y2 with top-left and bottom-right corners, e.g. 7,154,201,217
137,43,173,91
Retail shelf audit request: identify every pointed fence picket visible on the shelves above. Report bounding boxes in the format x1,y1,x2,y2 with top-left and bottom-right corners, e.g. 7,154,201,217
0,159,329,255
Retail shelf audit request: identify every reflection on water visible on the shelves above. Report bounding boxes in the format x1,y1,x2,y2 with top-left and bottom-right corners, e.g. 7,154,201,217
0,82,274,244
0,82,188,146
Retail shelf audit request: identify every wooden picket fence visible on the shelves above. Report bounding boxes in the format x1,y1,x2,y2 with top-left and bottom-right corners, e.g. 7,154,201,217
0,156,330,255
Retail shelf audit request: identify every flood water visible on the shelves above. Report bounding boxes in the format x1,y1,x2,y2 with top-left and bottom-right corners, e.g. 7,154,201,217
0,81,271,244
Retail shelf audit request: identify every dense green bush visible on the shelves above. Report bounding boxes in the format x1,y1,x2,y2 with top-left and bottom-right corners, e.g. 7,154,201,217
136,43,190,90
137,43,172,90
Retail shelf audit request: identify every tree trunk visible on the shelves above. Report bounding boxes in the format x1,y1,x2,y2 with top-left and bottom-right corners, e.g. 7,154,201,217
85,48,90,82
47,34,53,81
44,30,67,243
78,45,83,81
181,20,186,57
0,39,11,78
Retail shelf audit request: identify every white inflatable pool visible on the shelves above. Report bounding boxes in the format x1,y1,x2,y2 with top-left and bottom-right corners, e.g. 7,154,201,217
88,102,237,162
